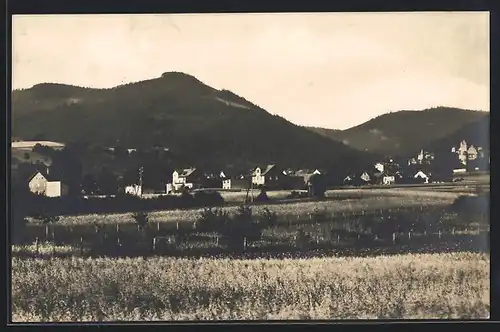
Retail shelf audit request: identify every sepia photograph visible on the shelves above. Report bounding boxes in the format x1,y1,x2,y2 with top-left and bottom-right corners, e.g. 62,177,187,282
10,12,490,322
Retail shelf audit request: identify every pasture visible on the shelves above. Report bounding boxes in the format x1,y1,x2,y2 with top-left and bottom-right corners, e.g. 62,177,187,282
11,252,490,321
27,188,464,226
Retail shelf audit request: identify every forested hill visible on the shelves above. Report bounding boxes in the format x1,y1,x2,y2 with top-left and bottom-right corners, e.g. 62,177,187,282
306,107,488,158
12,72,377,171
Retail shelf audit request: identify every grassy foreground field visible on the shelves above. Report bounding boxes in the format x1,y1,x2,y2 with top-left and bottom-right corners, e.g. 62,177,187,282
37,190,460,226
11,252,489,321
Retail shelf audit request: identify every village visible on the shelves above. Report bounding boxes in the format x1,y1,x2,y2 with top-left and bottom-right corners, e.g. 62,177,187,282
13,138,490,199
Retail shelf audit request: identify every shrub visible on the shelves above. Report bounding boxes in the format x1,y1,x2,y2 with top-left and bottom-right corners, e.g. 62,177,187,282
261,208,278,228
193,190,225,207
197,208,230,232
255,189,270,202
132,211,149,229
295,229,310,248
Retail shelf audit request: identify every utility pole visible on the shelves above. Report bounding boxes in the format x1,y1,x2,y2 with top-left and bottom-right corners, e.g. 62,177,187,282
139,166,144,197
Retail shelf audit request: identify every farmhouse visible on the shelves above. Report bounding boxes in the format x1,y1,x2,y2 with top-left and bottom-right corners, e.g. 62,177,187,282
222,177,249,190
125,184,142,196
382,174,396,185
414,170,430,184
292,169,322,189
28,170,69,197
170,167,203,192
360,171,371,184
252,164,287,189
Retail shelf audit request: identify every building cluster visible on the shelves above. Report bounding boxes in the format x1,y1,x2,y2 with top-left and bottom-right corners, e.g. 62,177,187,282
18,138,489,198
161,165,323,195
451,140,487,167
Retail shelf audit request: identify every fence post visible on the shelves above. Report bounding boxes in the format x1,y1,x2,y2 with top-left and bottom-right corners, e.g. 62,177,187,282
157,222,160,232
52,228,55,242
243,237,247,251
216,235,219,246
45,225,49,240
80,236,83,255
337,234,340,244
438,230,442,239
152,237,156,252
193,221,197,230
452,228,455,235
408,231,411,240
116,224,120,233
176,222,179,231
392,232,396,244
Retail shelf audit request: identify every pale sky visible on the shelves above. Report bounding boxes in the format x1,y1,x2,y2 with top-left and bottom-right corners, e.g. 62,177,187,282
12,12,490,129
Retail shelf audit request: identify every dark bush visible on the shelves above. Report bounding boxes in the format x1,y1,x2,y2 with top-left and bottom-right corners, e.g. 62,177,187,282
193,190,225,207
197,208,230,232
261,208,278,228
295,229,310,248
255,189,270,202
132,211,149,229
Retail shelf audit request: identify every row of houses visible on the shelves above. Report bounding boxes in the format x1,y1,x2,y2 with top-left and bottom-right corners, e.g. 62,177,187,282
23,160,446,198
162,165,323,194
25,141,487,197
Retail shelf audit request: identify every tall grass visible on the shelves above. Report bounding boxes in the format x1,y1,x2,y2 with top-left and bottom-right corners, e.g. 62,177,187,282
11,252,489,321
36,195,456,226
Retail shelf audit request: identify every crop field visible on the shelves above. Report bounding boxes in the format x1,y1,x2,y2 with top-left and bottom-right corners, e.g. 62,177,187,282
28,189,463,226
11,252,489,321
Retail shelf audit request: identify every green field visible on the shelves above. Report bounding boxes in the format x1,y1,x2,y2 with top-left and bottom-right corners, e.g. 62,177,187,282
11,252,489,321
12,187,489,322
27,189,462,226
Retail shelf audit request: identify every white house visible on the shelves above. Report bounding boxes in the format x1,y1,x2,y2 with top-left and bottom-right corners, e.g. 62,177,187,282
382,174,396,185
360,172,371,183
374,162,385,173
414,170,430,184
125,184,142,196
171,168,199,191
28,170,68,197
222,177,248,190
45,181,69,198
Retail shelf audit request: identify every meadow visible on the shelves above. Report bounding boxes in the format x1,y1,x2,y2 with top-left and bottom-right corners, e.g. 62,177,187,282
28,189,462,226
11,252,490,321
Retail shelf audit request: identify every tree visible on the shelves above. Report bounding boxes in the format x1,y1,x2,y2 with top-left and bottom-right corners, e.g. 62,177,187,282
82,173,98,195
309,174,327,198
96,168,118,195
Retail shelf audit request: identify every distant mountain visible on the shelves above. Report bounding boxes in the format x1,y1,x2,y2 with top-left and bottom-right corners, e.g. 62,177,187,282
306,107,488,158
425,114,490,154
11,72,376,171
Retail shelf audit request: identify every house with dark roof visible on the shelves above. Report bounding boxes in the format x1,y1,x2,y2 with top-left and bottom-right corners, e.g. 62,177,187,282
169,167,203,192
251,164,289,189
292,169,322,189
28,169,68,197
